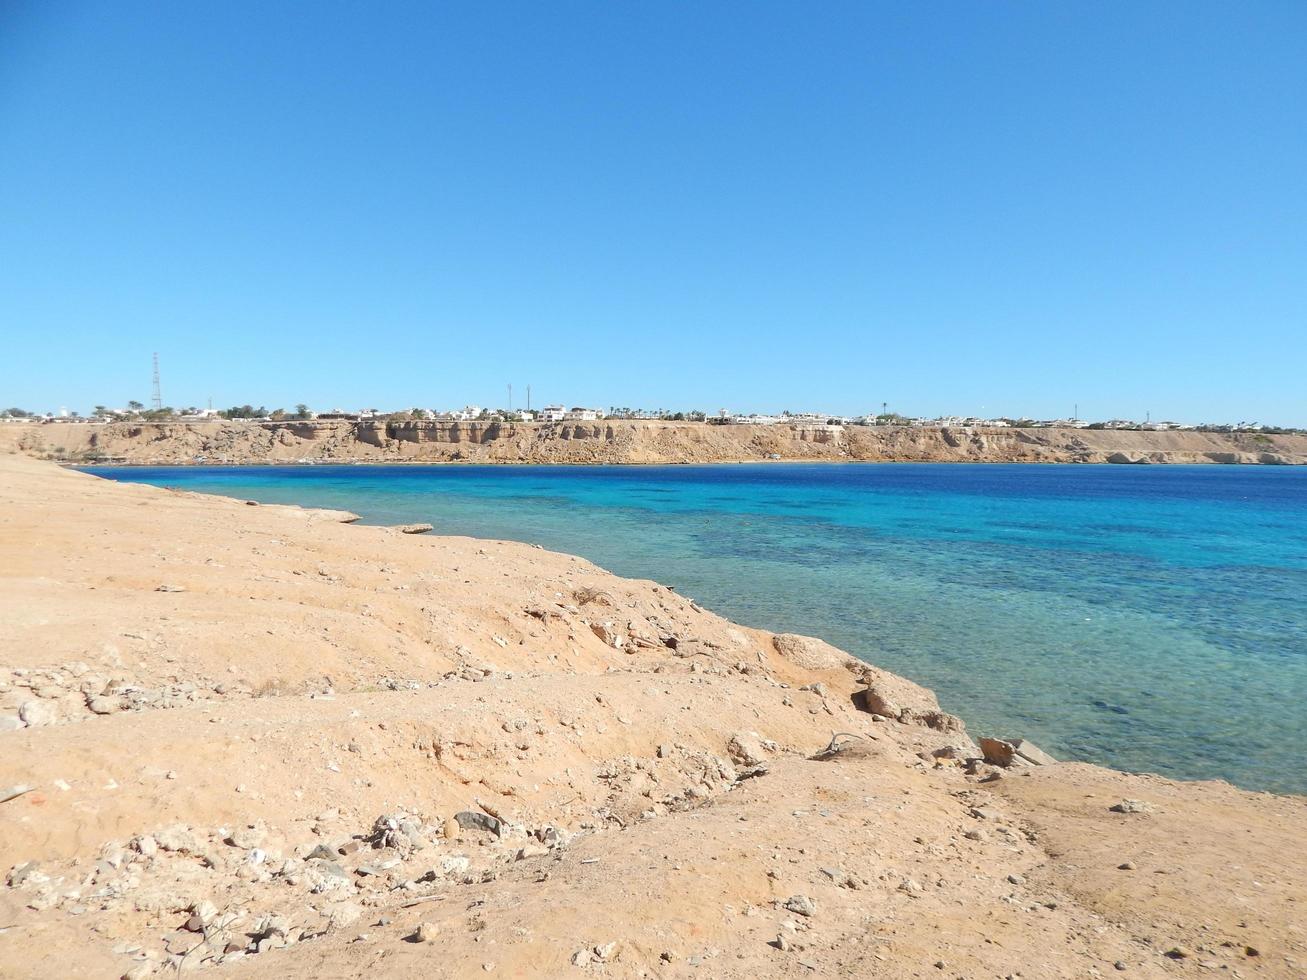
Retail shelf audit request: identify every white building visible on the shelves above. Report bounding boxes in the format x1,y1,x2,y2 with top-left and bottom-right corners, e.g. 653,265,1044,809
564,407,602,421
538,404,567,422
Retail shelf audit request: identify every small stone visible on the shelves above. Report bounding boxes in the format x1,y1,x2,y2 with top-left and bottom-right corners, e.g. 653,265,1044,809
727,732,767,767
1165,946,1192,960
1114,962,1127,971
964,829,987,842
87,695,120,715
772,934,791,951
227,822,266,849
414,921,439,943
1118,861,1136,870
18,700,57,727
1109,800,1153,814
1007,874,1025,885
594,942,617,961
571,948,592,966
783,895,816,917
454,810,502,836
443,816,460,841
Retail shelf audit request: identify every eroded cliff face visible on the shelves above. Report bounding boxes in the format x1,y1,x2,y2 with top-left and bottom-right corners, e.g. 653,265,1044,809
2,419,1305,465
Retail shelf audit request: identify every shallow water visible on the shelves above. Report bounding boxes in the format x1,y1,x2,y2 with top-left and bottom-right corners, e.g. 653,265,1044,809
83,463,1307,794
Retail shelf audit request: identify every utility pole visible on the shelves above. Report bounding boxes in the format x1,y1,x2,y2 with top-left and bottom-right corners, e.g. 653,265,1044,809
527,385,531,412
1074,403,1078,422
508,384,512,412
151,353,162,411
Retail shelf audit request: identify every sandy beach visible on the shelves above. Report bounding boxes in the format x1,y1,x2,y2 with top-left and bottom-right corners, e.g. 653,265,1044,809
1,453,1303,978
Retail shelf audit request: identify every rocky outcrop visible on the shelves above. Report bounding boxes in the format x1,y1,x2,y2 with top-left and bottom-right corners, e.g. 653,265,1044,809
3,419,1305,466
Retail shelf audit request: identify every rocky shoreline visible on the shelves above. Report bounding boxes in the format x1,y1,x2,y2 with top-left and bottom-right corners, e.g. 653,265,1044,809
4,418,1306,466
1,454,1304,978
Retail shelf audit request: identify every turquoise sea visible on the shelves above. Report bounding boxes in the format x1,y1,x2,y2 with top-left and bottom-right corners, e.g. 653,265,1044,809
84,463,1307,795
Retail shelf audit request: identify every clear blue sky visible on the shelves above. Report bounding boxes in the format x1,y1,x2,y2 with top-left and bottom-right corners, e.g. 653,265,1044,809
2,3,1304,424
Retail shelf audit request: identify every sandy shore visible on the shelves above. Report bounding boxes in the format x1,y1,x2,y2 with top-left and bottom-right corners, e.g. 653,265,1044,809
1,453,1304,978
4,418,1306,466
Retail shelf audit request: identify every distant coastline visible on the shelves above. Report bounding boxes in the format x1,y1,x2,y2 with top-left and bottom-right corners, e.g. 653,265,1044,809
4,418,1306,466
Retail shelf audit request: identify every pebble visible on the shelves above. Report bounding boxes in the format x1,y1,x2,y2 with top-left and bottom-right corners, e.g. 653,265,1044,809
783,895,815,917
1118,861,1136,870
414,921,439,943
1007,874,1025,885
1109,800,1153,814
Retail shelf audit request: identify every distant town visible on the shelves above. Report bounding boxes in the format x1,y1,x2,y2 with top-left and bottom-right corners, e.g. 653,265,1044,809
1,403,1301,435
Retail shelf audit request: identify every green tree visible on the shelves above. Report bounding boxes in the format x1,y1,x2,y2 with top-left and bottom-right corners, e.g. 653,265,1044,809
126,400,144,412
293,403,312,420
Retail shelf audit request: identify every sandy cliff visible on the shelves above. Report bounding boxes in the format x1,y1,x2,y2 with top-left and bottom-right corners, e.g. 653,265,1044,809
3,418,1305,466
1,455,1304,978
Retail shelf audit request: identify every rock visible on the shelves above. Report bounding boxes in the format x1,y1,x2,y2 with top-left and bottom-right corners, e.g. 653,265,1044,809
727,732,767,767
227,822,267,849
18,700,57,727
0,715,25,732
306,843,336,861
853,688,901,719
571,948,593,966
443,816,460,841
414,921,439,943
772,633,850,670
1118,861,1137,870
6,861,39,886
154,584,186,593
1007,874,1025,885
455,810,503,836
86,695,121,715
395,523,433,534
154,824,200,854
898,878,924,895
783,894,816,917
327,903,362,930
594,942,618,961
368,813,425,853
1165,946,1193,960
1110,799,1153,814
133,835,159,857
979,737,1057,768
590,622,622,648
1,785,34,805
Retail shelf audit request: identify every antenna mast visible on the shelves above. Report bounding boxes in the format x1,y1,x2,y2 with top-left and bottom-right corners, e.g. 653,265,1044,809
151,353,162,411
